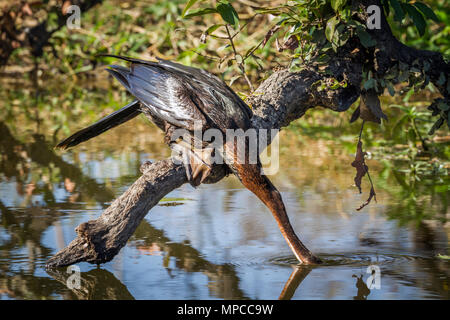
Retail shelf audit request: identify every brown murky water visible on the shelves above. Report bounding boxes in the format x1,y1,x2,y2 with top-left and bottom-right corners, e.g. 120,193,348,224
0,109,449,299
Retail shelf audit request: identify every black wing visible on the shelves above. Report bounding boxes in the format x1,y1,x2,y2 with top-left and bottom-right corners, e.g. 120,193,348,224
107,63,207,130
101,54,252,131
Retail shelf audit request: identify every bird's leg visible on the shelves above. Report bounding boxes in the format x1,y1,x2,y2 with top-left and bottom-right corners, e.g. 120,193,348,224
165,122,212,186
190,146,213,186
170,138,212,187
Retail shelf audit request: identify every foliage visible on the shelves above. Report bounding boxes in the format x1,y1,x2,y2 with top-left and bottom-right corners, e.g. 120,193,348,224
178,0,448,129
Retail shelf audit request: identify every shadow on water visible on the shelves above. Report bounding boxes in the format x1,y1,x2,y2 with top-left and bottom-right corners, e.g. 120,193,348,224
0,110,449,299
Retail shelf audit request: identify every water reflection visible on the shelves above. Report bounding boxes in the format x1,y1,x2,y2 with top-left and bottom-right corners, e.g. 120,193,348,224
131,219,248,299
352,274,371,300
0,121,115,205
47,268,135,300
0,117,449,300
278,267,312,300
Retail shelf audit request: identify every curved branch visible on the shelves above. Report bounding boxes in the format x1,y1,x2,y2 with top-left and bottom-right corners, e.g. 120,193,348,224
359,0,449,95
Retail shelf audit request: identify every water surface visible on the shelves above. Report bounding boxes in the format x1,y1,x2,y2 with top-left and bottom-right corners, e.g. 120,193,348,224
0,113,448,300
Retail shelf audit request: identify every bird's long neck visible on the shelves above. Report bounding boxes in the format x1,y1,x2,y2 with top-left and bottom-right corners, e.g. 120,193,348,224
222,136,319,264
234,162,320,264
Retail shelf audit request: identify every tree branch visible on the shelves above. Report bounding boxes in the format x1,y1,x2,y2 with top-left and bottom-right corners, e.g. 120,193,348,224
358,0,449,96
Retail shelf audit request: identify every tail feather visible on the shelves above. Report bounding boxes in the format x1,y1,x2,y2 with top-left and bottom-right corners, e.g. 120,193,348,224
106,66,131,91
56,100,141,150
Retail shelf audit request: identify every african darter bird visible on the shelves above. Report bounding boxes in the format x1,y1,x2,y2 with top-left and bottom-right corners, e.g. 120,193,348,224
56,55,321,264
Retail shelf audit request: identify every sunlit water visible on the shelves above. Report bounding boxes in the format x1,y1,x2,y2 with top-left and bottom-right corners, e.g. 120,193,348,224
0,116,448,300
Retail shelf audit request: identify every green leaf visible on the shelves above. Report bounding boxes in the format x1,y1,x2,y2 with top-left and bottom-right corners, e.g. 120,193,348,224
334,24,349,48
183,7,217,19
201,24,224,43
216,0,239,30
392,113,409,137
205,24,223,35
325,16,339,43
437,72,446,86
381,0,390,16
438,101,449,111
330,79,341,89
182,0,201,17
356,26,376,48
414,2,439,23
243,45,257,59
403,3,427,36
254,8,282,15
428,117,444,135
390,0,405,22
386,81,395,96
364,78,377,90
331,0,347,12
229,75,241,86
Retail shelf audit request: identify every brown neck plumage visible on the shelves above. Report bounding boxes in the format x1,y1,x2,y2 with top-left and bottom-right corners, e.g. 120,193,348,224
224,140,321,264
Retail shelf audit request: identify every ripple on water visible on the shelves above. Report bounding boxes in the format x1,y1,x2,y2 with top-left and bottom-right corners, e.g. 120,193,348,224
269,252,428,267
226,255,273,267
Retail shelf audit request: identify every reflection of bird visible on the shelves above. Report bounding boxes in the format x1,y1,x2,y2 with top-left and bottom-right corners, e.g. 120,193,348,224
56,55,320,264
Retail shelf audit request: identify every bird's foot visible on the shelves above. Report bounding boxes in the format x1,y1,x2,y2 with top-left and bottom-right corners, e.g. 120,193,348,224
171,140,213,187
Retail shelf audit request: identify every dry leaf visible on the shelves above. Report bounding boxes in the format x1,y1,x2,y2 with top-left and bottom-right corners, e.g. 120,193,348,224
351,132,378,210
350,106,360,123
263,25,280,47
356,186,377,211
281,35,299,51
275,38,281,52
21,3,33,16
359,90,387,124
351,140,368,193
200,32,207,43
62,1,72,15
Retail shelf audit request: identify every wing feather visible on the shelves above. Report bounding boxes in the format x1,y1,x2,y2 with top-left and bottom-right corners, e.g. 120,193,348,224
108,64,206,130
104,55,252,131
